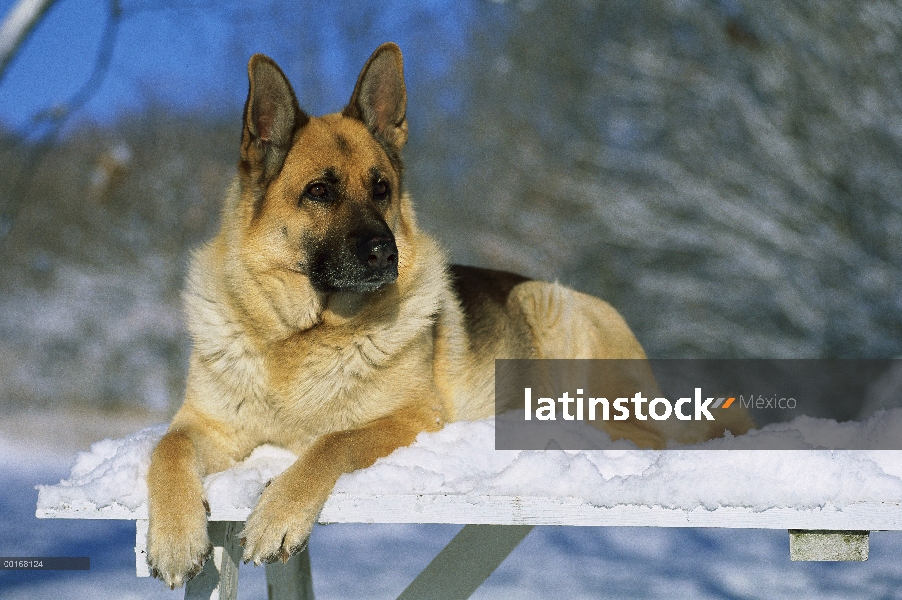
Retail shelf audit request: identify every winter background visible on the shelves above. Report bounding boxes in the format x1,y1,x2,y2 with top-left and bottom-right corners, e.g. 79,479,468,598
1,0,902,597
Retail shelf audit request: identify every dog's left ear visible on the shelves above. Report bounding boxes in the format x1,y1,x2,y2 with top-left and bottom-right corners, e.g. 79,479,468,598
343,43,408,151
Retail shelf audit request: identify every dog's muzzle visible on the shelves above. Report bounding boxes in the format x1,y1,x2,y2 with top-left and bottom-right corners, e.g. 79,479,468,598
307,230,400,293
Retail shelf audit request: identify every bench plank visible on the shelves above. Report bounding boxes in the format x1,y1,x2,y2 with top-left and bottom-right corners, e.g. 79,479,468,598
41,494,902,530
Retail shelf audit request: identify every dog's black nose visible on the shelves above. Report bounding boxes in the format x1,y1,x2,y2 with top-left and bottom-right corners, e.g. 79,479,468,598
357,235,398,270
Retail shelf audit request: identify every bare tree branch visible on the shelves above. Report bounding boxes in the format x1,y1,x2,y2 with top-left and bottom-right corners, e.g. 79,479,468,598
32,0,121,131
0,0,122,242
0,0,59,83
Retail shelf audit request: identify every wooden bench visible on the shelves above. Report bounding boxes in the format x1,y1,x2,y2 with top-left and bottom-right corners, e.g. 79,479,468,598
37,491,895,599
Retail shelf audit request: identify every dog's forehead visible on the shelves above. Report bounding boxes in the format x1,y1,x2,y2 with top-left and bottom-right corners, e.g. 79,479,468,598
283,114,393,182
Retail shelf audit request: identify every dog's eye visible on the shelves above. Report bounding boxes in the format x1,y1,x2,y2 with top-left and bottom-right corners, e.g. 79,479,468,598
373,180,389,201
306,183,328,200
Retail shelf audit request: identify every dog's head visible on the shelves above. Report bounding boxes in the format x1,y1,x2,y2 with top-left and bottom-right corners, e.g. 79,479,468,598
235,43,410,295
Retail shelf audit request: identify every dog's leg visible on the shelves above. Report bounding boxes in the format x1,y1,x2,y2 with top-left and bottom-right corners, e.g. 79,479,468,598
146,429,212,588
146,414,245,589
240,403,442,565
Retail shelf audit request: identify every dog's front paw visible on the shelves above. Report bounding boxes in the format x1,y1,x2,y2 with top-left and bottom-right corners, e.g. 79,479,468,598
240,477,320,565
147,500,212,589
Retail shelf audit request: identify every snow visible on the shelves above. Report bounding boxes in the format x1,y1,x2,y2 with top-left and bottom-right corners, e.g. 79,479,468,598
44,425,166,511
36,410,902,517
8,408,902,598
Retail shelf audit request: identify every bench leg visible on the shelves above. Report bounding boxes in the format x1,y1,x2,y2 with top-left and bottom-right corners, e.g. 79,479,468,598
265,545,315,600
789,530,869,561
185,521,242,600
135,519,149,577
397,524,534,600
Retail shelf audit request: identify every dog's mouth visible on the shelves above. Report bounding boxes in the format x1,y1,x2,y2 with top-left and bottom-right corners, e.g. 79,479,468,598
309,270,398,294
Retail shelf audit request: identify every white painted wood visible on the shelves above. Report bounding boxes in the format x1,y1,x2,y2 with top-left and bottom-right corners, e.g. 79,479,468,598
184,521,241,600
317,494,902,531
265,546,315,600
36,493,902,530
135,519,149,577
37,501,146,520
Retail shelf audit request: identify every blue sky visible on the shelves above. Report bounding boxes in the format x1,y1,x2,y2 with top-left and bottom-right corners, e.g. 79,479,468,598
0,0,234,130
0,0,478,134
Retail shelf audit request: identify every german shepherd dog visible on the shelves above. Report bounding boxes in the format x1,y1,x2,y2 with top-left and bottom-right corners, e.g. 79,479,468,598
146,43,745,588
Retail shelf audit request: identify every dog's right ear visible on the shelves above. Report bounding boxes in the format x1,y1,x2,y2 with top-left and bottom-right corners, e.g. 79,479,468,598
241,54,309,184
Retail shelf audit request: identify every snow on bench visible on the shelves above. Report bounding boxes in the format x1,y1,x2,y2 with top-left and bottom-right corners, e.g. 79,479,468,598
36,412,902,599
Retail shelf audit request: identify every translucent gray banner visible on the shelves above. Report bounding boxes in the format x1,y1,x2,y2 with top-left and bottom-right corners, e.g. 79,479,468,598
494,359,902,450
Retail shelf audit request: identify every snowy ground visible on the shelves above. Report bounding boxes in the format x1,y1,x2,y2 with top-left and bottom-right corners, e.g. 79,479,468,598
4,408,902,599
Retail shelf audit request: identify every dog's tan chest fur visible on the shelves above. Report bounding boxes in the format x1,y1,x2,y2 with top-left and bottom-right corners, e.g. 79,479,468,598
178,211,455,455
